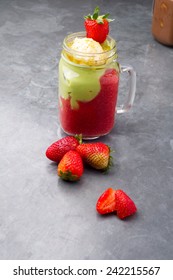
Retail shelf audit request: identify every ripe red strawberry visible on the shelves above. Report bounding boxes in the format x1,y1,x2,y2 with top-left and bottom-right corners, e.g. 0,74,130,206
84,6,114,43
96,188,117,214
115,190,137,219
57,150,84,181
46,135,82,163
76,142,112,171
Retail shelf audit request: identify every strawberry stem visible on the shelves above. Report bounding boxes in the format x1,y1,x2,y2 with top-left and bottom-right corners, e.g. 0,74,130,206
74,134,82,144
92,6,99,20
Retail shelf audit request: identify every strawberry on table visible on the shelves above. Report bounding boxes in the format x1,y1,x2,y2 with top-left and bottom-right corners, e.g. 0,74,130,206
76,142,112,171
96,188,117,214
58,150,84,181
115,190,137,219
45,135,82,163
96,188,137,219
84,6,114,43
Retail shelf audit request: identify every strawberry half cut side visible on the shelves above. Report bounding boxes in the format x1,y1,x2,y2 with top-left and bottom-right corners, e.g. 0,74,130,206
96,188,117,214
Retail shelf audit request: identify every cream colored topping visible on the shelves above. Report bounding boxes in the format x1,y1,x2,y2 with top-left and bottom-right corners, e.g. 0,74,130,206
70,37,106,66
71,37,103,53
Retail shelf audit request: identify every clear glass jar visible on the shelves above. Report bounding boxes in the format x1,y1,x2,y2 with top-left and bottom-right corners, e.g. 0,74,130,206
58,32,136,139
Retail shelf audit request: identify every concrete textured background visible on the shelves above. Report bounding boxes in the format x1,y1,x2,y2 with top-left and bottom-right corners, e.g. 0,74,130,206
0,0,173,259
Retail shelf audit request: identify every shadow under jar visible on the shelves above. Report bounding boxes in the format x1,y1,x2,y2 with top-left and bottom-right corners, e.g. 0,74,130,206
58,32,136,139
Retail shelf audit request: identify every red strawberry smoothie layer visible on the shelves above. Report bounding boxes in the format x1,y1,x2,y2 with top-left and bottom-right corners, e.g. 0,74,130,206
60,69,119,138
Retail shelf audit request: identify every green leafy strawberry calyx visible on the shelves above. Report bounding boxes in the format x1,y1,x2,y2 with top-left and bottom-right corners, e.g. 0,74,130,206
59,170,78,181
103,146,114,173
84,6,114,24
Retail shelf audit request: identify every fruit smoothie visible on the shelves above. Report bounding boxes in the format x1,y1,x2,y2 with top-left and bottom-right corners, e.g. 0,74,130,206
59,33,119,139
58,7,120,139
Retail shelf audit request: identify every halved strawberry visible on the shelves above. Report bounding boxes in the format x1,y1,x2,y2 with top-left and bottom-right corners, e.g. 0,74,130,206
96,188,116,214
84,6,114,43
115,190,137,219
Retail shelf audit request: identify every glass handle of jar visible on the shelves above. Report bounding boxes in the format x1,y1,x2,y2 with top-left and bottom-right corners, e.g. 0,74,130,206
116,64,136,114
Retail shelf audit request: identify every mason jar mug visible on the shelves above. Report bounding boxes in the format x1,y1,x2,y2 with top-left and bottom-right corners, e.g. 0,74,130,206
58,32,136,139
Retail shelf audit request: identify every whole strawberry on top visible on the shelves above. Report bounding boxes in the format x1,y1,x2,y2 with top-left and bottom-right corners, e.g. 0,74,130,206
46,135,82,163
84,6,114,43
76,142,112,171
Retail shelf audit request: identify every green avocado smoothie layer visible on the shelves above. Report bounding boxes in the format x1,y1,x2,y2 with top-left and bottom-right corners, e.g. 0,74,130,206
59,58,105,109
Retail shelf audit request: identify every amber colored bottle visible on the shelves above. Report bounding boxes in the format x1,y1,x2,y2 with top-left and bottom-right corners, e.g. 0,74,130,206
152,0,173,46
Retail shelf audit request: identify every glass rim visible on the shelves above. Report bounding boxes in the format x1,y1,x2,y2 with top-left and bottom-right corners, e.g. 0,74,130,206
62,31,117,57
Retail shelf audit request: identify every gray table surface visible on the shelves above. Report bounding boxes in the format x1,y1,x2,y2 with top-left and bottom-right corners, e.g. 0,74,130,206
0,0,173,260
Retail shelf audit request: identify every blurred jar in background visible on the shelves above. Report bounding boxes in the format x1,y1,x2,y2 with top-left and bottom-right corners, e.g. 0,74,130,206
152,0,173,46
